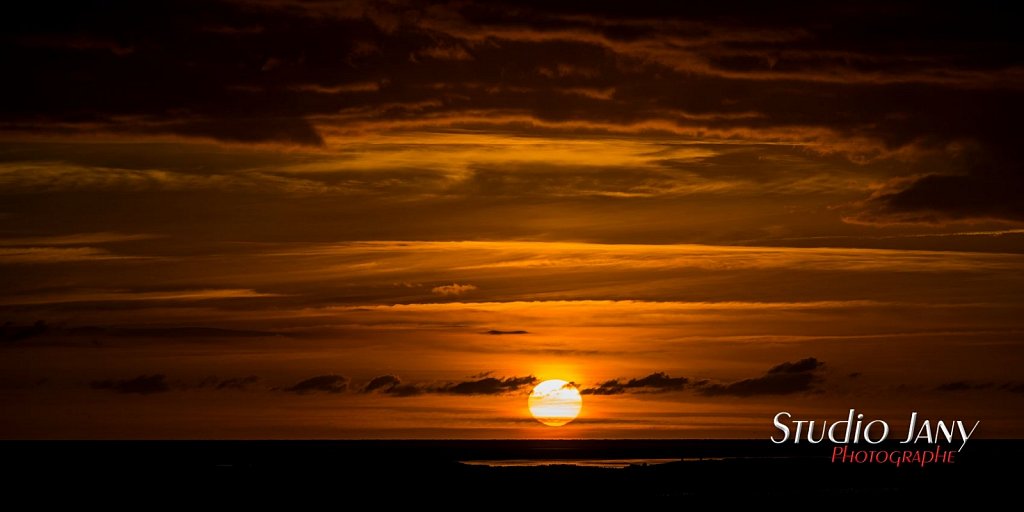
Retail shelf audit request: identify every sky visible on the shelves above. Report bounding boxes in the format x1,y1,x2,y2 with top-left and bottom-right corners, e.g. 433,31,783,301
1,0,1023,439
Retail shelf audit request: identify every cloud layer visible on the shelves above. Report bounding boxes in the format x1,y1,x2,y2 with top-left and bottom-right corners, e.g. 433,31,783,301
2,1,1022,223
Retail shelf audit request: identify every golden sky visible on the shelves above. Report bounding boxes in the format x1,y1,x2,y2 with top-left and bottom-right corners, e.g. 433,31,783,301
1,0,1023,439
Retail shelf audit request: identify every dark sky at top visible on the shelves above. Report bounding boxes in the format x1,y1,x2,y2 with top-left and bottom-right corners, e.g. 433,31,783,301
4,1,1023,224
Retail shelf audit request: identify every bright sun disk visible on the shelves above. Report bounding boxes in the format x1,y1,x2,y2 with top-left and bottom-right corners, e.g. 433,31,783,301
528,379,583,426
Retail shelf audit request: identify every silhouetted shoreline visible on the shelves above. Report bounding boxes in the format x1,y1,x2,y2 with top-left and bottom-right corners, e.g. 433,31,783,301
2,439,1018,502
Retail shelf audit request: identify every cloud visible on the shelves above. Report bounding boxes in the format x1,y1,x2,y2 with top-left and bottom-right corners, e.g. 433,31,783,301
156,117,325,147
431,283,477,296
6,1,1020,161
213,376,261,390
91,374,170,395
2,322,280,343
361,375,423,396
936,381,1024,394
317,240,1020,274
842,137,1024,225
197,375,261,390
0,232,158,246
934,380,1004,393
484,329,529,335
73,326,279,339
3,1,1021,229
363,374,537,396
0,247,134,264
0,289,277,306
581,372,688,395
363,374,401,393
563,87,615,100
414,43,473,61
441,375,536,395
290,81,382,94
425,3,1023,86
696,358,824,397
283,375,349,394
851,172,1024,225
766,358,823,374
0,321,48,343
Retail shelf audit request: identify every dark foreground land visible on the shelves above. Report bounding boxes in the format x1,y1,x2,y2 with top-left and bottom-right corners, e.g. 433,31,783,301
1,440,1018,503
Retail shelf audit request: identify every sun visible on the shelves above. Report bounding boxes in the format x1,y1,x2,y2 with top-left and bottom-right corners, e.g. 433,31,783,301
528,379,583,426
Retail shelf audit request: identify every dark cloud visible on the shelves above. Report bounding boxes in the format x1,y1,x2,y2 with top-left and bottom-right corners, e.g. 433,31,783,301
441,375,537,395
484,330,529,335
2,322,279,342
581,372,688,395
362,374,401,393
936,381,968,391
91,374,170,395
363,374,537,396
151,117,325,147
766,358,824,375
283,375,349,394
92,374,258,393
854,172,1024,225
362,375,423,397
2,0,1022,219
850,140,1024,225
67,326,281,338
455,165,687,200
697,358,824,397
935,381,994,392
214,375,260,390
0,320,48,342
381,384,424,397
1,0,349,146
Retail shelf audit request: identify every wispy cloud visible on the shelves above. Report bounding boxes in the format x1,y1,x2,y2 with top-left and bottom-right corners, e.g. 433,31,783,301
0,232,160,246
431,283,477,296
0,247,136,264
0,288,277,306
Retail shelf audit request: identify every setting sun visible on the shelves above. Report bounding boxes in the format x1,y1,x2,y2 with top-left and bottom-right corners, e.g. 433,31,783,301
528,379,583,427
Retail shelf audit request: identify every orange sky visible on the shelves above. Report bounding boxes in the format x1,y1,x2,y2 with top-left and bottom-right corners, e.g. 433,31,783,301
2,0,1023,439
